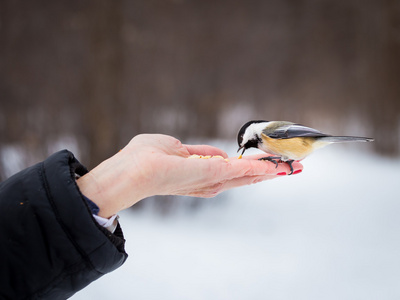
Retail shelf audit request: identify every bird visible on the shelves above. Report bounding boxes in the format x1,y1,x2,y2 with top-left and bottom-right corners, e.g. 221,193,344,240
237,120,374,175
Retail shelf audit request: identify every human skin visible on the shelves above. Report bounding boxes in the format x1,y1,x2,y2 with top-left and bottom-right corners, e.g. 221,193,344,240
77,134,303,218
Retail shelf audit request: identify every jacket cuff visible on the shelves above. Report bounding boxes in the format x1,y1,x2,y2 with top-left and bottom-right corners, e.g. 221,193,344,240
41,150,128,273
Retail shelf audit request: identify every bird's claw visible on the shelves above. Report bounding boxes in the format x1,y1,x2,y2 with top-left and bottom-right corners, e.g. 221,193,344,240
258,156,281,168
259,157,295,175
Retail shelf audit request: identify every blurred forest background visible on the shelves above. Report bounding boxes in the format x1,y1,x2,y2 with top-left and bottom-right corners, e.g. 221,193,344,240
1,0,400,180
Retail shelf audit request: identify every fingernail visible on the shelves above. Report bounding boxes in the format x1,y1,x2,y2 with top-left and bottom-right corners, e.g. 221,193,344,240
293,169,302,175
277,172,287,176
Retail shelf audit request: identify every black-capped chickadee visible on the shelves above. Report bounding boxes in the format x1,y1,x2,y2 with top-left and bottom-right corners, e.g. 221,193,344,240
237,120,374,174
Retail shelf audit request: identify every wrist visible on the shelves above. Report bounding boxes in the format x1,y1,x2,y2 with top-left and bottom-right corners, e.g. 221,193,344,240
76,151,149,218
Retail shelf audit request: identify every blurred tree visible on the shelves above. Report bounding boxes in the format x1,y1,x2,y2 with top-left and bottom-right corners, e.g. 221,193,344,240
1,0,399,180
80,0,124,166
365,0,400,155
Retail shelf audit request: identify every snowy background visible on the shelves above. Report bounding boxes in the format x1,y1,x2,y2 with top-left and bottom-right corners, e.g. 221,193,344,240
1,2,399,298
73,142,400,300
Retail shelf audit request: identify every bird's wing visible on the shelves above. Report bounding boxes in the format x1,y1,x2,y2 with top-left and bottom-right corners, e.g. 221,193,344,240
265,124,329,139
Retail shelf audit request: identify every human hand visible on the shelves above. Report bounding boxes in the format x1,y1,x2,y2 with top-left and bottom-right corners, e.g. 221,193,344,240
77,134,303,218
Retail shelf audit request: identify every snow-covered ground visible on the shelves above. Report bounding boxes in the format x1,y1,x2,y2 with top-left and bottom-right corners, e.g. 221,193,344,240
73,143,400,300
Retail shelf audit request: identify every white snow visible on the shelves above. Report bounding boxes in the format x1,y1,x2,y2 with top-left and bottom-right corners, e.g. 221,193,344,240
73,143,400,300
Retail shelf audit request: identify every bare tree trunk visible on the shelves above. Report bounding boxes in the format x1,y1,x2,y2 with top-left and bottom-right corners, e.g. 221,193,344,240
80,0,124,168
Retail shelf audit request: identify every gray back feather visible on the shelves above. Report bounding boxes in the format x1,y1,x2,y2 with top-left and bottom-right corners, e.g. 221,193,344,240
262,122,374,142
264,123,329,139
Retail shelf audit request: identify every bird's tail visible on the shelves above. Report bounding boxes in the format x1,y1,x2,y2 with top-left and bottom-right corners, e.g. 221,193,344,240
318,136,374,143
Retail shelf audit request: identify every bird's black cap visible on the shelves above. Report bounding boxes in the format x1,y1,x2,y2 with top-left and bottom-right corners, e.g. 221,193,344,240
237,120,268,147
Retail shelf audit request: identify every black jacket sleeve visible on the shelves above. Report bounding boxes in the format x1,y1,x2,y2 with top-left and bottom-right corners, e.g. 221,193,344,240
0,150,128,300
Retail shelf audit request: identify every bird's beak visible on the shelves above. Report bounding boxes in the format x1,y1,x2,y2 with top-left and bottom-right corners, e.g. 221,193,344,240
237,146,246,156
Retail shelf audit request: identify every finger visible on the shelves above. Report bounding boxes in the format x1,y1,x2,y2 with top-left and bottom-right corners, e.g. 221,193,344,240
224,157,303,178
182,174,277,198
183,144,228,158
220,174,278,192
220,159,303,192
170,157,302,198
194,162,304,197
238,153,277,160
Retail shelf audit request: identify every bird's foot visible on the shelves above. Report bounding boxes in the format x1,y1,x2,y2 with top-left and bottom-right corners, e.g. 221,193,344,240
285,160,295,175
259,157,295,175
258,156,282,168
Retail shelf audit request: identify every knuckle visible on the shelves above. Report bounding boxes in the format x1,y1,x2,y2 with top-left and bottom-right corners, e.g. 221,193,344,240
206,182,224,197
250,177,263,184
